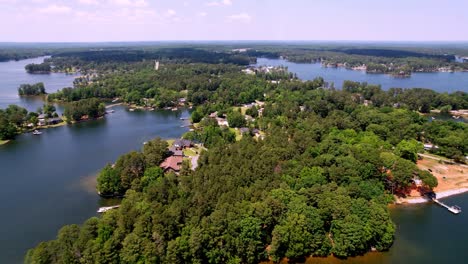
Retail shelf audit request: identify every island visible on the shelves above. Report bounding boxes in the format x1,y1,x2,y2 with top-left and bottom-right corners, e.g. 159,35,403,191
18,82,46,96
25,62,51,74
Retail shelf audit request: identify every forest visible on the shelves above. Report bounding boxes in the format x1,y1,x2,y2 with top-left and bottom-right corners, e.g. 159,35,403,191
63,98,106,122
23,47,468,263
18,82,46,96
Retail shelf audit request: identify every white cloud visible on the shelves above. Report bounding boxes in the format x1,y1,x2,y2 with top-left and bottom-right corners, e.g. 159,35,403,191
198,12,207,17
108,0,148,7
166,9,176,17
226,12,251,23
38,4,72,14
206,0,232,7
78,0,99,5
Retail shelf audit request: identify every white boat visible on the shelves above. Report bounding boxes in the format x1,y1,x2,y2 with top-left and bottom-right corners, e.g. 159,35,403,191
129,108,135,112
32,130,42,135
97,205,120,213
106,109,115,114
449,205,462,214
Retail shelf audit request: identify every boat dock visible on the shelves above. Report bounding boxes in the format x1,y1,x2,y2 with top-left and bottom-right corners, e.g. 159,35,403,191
433,199,461,214
97,205,120,213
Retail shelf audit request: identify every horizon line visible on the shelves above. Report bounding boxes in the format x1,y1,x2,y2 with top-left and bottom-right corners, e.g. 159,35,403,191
2,40,468,44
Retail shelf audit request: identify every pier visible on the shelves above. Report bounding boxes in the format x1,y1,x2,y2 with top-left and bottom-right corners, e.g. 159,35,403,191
433,199,461,214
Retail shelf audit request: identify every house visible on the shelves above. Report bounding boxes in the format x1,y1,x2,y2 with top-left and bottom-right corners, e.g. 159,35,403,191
160,156,183,173
178,98,186,106
47,117,63,125
252,129,265,140
169,146,184,157
216,117,229,127
209,112,218,118
244,115,255,122
38,114,46,119
424,144,439,150
258,108,264,117
173,139,193,150
38,119,46,126
239,127,250,134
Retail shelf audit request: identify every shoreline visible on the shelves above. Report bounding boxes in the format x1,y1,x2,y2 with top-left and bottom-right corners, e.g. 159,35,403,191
395,188,468,204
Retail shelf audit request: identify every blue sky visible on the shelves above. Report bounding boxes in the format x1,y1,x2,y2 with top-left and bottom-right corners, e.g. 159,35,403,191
0,0,467,42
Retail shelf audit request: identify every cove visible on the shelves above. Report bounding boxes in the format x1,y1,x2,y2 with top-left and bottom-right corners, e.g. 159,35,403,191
254,58,468,92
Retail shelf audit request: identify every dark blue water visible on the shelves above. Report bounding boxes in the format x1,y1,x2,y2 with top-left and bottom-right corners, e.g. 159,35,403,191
0,106,190,263
255,58,468,92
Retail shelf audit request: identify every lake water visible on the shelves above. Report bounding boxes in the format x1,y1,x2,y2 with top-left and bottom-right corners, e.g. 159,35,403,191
255,58,468,92
1,57,467,263
0,58,190,263
0,56,78,111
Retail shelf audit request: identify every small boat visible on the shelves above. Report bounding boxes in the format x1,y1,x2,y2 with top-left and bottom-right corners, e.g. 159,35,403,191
453,115,460,119
431,117,436,120
32,130,42,135
129,108,135,112
171,108,178,111
106,110,115,114
449,205,462,214
97,205,120,213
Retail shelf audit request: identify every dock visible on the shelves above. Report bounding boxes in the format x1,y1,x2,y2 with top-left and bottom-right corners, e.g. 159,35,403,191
433,199,461,214
97,205,120,213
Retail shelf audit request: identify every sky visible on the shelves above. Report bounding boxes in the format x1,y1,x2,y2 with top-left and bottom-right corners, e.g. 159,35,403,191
0,0,467,42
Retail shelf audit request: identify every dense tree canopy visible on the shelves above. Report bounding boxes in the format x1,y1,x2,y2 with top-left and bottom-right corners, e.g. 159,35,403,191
18,82,46,96
23,46,468,263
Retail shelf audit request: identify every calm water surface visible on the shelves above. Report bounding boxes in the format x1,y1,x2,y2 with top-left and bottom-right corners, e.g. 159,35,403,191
1,57,468,263
0,58,190,263
0,56,78,110
255,58,468,92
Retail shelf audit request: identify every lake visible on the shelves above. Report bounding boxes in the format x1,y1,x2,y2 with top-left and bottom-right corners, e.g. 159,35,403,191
0,58,190,263
255,58,468,92
0,56,78,111
1,57,467,263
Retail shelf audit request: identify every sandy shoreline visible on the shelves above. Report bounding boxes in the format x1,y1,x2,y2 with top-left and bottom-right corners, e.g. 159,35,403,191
395,188,468,204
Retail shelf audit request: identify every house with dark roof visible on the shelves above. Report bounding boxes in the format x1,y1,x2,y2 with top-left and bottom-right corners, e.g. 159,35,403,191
173,139,193,150
239,127,250,134
47,117,63,125
169,146,184,157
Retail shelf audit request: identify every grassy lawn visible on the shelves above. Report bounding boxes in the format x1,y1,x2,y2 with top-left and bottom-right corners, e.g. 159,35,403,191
230,128,242,141
166,139,175,146
0,139,10,145
233,106,248,115
41,121,67,129
183,148,197,157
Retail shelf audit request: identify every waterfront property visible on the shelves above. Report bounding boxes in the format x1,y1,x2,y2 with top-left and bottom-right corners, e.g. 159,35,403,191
160,155,183,173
